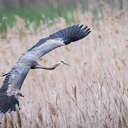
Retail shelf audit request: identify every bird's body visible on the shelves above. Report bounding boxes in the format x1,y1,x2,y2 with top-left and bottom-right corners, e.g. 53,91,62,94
0,24,91,113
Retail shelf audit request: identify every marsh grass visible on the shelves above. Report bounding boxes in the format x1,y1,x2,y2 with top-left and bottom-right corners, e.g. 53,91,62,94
0,8,128,128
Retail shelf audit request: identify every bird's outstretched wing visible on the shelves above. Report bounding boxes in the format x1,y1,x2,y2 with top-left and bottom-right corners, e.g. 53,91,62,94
0,24,91,113
0,65,30,113
20,24,91,61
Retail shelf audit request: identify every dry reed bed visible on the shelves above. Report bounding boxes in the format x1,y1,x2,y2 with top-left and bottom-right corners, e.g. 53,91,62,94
0,10,128,128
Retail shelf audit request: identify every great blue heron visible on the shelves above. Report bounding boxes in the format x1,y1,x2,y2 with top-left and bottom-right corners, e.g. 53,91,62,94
0,24,91,113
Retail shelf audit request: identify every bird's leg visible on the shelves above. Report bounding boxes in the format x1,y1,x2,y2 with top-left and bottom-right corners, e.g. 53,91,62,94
0,72,8,77
31,60,69,70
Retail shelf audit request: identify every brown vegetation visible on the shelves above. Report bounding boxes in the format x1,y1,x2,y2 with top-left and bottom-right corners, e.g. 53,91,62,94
0,9,128,128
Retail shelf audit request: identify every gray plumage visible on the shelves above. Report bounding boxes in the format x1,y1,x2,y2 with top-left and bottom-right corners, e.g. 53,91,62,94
0,24,91,113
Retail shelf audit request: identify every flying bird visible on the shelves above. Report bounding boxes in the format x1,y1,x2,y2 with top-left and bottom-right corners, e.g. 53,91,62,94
0,24,91,113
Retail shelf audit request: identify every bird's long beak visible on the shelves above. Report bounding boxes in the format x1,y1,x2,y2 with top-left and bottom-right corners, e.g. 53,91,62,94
60,60,70,66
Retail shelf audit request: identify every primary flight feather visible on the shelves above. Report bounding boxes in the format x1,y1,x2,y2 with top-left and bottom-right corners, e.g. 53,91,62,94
0,24,91,113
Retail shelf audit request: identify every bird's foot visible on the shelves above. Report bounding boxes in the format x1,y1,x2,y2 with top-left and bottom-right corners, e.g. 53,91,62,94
17,90,24,97
0,72,8,77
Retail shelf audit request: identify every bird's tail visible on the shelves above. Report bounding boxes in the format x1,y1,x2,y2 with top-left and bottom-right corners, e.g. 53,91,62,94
49,24,91,45
0,94,19,113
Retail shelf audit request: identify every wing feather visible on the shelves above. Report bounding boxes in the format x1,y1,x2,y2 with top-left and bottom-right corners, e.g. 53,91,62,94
20,24,91,61
1,65,30,92
0,65,30,113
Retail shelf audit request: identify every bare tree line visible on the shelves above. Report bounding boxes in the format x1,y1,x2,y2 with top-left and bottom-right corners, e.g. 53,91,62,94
0,0,127,9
